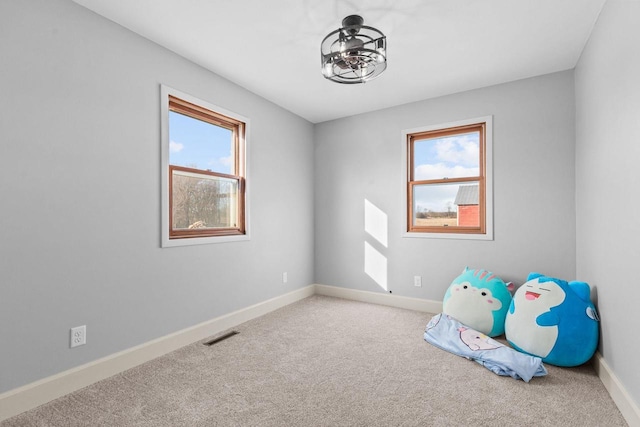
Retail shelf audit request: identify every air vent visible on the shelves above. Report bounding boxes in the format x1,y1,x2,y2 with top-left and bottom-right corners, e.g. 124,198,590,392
203,331,239,346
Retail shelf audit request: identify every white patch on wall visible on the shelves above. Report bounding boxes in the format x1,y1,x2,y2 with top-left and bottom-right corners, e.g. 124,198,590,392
364,199,388,247
364,241,388,291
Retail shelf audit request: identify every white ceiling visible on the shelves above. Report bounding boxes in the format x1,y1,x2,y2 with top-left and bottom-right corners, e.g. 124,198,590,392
72,0,605,123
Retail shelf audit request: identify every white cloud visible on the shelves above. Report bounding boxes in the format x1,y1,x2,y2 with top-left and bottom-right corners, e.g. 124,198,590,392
415,163,479,180
414,184,458,213
169,140,184,153
206,155,233,174
434,135,478,165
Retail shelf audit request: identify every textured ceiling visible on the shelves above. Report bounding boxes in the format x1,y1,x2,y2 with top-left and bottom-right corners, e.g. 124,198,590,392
73,0,605,123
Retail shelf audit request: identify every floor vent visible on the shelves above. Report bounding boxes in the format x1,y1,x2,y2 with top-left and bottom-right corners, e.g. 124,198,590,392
203,331,239,346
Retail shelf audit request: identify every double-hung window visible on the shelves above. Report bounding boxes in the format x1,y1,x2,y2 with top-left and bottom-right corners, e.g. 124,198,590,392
404,117,492,240
161,86,248,247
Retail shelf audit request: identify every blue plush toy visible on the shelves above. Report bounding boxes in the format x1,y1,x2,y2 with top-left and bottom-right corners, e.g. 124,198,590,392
443,267,514,337
504,273,600,367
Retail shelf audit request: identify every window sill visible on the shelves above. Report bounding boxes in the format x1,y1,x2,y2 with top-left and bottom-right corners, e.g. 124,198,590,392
402,231,493,241
161,233,250,248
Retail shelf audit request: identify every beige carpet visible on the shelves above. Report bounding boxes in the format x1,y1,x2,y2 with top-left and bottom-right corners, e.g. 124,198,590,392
2,295,627,426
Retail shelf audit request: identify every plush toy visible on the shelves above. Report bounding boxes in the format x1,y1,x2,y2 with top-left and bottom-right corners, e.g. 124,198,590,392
504,273,600,367
442,267,514,337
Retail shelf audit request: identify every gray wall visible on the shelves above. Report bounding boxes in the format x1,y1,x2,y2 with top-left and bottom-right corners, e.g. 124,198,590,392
0,0,315,393
315,71,577,300
575,0,640,407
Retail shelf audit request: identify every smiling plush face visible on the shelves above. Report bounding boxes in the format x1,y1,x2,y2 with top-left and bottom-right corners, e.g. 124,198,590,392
442,268,513,337
449,283,502,308
505,277,567,358
458,326,500,351
506,273,600,366
519,278,565,310
443,282,502,335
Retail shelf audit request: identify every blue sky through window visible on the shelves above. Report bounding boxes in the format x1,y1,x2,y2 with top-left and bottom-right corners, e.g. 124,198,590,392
413,131,479,212
414,132,479,180
169,111,232,174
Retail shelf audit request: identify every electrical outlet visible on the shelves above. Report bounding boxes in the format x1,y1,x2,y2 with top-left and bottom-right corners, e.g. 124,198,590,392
282,272,288,284
414,276,422,287
70,325,86,348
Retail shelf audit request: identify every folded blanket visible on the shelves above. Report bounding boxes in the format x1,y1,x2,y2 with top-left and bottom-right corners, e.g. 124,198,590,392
424,313,547,382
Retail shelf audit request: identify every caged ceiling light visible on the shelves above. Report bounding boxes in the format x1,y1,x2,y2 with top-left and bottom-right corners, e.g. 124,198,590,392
321,15,387,84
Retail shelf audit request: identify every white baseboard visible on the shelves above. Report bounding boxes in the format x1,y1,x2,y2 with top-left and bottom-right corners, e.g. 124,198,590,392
593,352,640,427
314,283,442,314
0,285,315,422
2,284,638,427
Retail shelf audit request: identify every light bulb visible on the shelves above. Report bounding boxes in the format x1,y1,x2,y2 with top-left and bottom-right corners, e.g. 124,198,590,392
360,64,368,78
323,62,334,77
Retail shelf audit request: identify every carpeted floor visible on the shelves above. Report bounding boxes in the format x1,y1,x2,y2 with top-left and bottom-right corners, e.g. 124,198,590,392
2,295,627,426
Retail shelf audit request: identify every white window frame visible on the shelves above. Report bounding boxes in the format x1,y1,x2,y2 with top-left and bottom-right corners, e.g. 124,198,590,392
160,84,250,247
401,115,493,241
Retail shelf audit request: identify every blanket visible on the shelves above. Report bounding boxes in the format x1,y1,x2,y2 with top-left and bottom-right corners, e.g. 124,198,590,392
424,313,547,382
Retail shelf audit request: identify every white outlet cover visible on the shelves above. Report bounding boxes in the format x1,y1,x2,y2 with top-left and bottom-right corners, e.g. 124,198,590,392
414,276,422,287
70,325,86,348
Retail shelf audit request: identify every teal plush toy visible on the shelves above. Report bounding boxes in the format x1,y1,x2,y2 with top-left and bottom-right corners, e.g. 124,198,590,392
443,267,514,337
504,273,600,367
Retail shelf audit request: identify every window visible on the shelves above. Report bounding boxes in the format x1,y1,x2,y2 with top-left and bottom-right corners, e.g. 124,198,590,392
161,86,249,247
403,116,493,240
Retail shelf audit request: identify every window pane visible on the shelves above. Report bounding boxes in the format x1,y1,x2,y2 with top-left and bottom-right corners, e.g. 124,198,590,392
172,170,239,230
413,182,479,227
413,131,479,180
169,111,233,174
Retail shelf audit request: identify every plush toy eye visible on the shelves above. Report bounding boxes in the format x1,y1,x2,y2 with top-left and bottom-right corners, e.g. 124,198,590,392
481,292,487,296
463,285,468,289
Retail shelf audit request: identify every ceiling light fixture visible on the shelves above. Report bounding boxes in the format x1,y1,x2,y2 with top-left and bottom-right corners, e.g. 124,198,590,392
321,15,387,84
